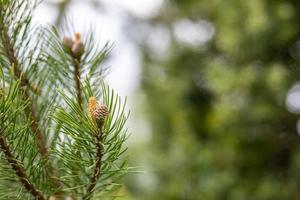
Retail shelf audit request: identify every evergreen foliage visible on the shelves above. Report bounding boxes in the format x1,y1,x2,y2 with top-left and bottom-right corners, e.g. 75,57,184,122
0,0,130,199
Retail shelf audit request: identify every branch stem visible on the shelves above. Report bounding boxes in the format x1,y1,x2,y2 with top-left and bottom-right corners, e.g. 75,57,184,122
73,58,83,110
83,125,103,200
0,134,46,200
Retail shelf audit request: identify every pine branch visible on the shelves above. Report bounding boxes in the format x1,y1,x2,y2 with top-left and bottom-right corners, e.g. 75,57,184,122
0,17,64,196
53,81,129,199
83,125,103,200
1,26,27,87
0,24,48,158
24,95,48,157
73,58,83,110
0,133,45,200
0,20,40,94
67,33,85,109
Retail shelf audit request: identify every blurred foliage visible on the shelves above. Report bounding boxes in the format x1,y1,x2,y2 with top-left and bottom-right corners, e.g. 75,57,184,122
51,0,300,199
126,0,300,199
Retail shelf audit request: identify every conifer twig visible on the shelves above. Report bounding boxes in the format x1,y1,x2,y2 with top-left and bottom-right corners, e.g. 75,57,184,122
73,58,83,110
0,24,48,158
83,126,103,200
0,21,40,94
0,134,46,200
0,22,64,196
83,98,109,199
64,32,84,109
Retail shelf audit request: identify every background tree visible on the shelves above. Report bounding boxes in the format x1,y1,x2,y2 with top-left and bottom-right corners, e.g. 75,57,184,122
125,0,300,199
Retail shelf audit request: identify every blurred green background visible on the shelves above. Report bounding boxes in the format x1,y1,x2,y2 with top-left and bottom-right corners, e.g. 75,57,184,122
38,0,300,199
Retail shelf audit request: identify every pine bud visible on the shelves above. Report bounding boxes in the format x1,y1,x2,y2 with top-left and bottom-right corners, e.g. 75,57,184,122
71,41,85,59
62,37,74,49
88,97,109,125
71,32,85,59
74,32,81,42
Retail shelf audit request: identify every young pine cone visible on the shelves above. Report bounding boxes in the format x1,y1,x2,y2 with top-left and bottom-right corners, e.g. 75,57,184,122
62,33,85,59
71,41,85,59
62,37,74,49
88,97,109,126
